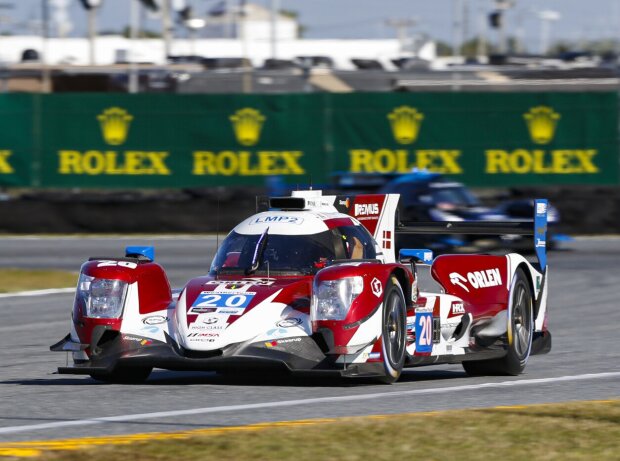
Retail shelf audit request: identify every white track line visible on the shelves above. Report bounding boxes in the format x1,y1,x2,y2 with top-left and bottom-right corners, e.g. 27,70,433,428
0,371,618,436
0,288,74,299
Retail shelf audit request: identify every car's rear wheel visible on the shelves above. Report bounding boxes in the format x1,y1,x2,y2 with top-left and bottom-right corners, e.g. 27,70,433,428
90,365,152,384
463,267,533,376
377,277,407,384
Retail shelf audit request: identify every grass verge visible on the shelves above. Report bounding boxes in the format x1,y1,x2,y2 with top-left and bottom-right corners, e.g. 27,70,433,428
0,268,77,293
1,399,618,460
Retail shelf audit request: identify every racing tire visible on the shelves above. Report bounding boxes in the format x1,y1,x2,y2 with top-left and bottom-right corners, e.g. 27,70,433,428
376,277,407,384
90,366,152,384
463,268,533,376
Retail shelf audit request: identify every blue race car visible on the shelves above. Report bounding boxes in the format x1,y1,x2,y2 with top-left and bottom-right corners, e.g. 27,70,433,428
335,171,564,252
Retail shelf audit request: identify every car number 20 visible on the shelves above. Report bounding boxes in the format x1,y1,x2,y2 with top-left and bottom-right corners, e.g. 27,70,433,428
415,312,433,353
192,292,255,309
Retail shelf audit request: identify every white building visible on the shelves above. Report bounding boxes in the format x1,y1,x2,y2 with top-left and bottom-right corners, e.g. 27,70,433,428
202,2,298,41
0,35,436,70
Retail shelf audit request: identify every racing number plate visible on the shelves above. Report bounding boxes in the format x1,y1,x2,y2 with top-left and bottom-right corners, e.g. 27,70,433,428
190,291,255,315
415,311,433,353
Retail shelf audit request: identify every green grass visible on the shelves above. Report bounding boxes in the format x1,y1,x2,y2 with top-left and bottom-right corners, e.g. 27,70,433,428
12,399,618,461
0,268,77,293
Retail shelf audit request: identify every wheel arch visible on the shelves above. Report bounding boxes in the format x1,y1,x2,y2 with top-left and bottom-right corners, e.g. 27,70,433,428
390,267,412,307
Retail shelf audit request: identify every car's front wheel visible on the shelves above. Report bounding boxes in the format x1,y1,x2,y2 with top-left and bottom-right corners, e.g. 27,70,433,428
377,277,407,384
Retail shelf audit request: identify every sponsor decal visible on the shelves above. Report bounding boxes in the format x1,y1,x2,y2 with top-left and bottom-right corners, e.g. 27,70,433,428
202,317,220,325
123,335,151,346
187,332,220,338
338,198,350,207
250,215,304,225
217,308,246,315
536,238,546,248
142,315,168,325
276,318,302,328
191,324,225,331
354,203,379,216
368,352,381,360
449,272,469,292
449,268,502,292
205,278,275,287
536,202,548,215
371,277,383,297
265,337,302,348
96,260,137,269
448,301,465,318
189,307,218,314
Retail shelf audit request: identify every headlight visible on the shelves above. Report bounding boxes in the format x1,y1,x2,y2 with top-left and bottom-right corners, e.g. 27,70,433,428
77,273,127,319
311,276,364,321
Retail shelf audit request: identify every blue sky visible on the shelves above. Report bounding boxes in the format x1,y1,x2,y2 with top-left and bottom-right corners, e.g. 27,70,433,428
4,0,620,52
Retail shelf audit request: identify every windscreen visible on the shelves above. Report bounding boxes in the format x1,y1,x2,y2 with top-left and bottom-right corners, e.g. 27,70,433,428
210,230,336,276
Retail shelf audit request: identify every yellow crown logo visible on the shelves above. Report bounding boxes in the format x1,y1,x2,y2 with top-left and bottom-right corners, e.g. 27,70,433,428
230,108,266,146
523,106,560,144
387,106,424,145
97,107,133,145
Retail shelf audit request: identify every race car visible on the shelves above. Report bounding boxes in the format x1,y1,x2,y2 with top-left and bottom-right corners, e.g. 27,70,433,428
51,190,551,384
334,170,564,252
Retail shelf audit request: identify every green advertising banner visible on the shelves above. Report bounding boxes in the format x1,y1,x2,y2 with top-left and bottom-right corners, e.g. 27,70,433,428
38,93,325,188
0,92,617,188
0,94,34,187
330,92,619,186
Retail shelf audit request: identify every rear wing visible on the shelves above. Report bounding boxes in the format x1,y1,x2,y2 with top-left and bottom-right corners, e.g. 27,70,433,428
257,190,400,262
397,199,549,271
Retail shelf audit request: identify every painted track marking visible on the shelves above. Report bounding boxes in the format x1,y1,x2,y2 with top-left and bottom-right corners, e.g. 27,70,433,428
0,371,618,437
0,288,74,299
0,399,617,458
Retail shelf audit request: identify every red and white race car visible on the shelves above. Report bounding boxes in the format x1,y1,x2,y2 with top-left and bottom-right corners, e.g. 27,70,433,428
51,190,551,383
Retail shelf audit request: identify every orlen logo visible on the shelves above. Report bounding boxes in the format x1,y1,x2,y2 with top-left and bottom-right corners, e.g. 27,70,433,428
354,203,379,216
449,268,502,292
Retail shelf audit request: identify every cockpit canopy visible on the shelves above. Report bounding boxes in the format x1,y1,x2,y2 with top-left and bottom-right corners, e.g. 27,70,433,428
210,222,378,276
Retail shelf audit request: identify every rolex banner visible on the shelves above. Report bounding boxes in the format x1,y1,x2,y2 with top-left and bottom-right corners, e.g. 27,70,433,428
0,92,617,188
330,92,618,186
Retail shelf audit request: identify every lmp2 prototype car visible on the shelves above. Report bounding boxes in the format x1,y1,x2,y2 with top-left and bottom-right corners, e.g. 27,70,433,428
51,190,551,384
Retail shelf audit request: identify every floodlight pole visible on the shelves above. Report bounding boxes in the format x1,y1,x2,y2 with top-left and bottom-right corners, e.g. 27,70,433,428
270,0,279,60
87,6,97,65
41,0,51,92
129,0,139,93
161,0,173,61
240,0,252,93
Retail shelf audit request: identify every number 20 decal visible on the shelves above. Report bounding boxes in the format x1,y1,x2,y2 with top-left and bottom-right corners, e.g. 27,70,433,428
191,292,255,310
97,260,137,269
415,312,433,353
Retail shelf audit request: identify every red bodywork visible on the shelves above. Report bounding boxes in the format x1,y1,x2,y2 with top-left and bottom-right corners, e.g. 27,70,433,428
431,255,510,321
73,260,171,354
